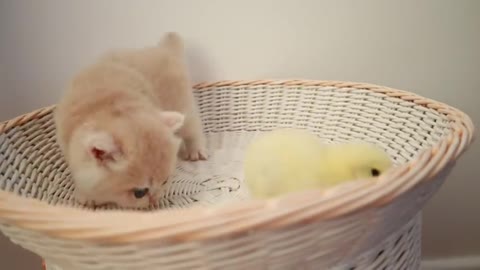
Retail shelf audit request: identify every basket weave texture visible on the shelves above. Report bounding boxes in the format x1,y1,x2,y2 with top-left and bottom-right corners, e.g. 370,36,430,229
0,80,475,270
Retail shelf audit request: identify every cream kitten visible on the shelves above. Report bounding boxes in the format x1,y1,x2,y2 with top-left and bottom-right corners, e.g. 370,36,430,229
54,32,207,208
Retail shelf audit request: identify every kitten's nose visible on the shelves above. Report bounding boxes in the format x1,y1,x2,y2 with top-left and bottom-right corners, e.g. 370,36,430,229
148,195,157,206
133,188,149,199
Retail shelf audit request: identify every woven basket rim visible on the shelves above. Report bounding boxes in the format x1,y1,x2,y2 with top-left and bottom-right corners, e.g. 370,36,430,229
0,79,475,245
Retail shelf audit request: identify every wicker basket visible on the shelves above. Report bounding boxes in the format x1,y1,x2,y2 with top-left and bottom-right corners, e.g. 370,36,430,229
0,80,474,270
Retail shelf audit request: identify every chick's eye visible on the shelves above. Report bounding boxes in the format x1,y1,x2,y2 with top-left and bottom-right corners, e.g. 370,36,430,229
132,188,149,199
371,168,380,177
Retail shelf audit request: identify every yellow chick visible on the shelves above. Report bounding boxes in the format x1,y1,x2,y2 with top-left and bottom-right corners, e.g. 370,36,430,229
244,128,393,199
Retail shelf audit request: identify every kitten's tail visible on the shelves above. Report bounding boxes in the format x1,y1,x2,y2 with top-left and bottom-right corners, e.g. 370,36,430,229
159,32,184,55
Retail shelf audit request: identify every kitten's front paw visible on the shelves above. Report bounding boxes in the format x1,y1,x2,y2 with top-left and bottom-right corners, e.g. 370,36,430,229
74,190,96,207
181,145,208,161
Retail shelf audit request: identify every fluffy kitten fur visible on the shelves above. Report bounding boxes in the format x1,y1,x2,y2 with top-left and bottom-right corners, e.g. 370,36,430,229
54,32,207,208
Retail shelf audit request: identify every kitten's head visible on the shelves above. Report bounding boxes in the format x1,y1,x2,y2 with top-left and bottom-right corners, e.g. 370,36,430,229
69,110,184,209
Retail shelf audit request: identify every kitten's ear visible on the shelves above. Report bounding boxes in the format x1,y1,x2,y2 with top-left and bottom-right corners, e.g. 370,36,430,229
83,131,122,164
158,111,185,132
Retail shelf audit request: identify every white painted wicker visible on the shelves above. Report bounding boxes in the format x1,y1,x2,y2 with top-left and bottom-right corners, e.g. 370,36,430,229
0,80,474,270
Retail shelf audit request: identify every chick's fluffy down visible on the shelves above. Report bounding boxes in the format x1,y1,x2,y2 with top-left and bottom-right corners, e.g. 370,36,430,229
244,129,393,199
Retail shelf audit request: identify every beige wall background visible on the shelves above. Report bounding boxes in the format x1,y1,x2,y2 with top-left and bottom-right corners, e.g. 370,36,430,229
0,0,479,268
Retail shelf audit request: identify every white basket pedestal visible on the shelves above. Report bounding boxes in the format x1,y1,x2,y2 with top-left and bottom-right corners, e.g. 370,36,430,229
29,164,447,270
